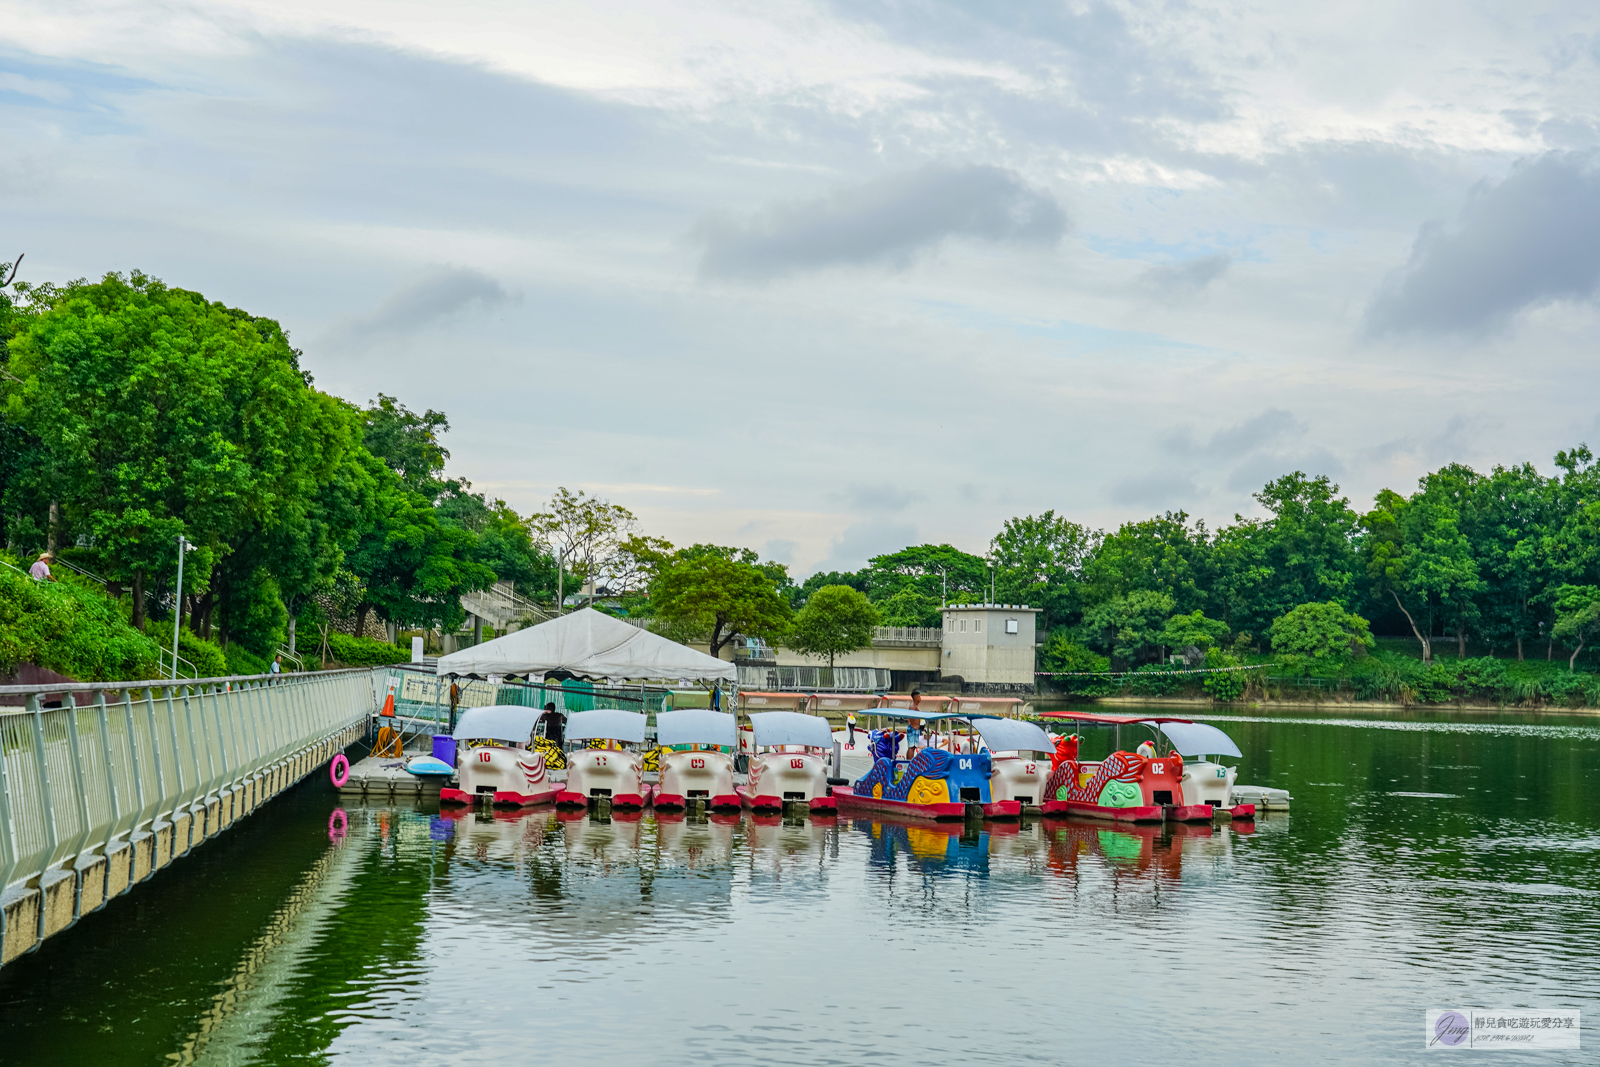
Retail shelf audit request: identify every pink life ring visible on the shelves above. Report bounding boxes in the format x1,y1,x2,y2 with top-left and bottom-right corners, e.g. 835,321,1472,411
328,808,348,840
329,753,351,787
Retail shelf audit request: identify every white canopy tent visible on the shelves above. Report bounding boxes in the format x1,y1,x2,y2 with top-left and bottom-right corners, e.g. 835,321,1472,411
434,608,737,683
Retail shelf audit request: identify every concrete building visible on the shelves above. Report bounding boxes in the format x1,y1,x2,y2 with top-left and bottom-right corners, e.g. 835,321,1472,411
940,604,1040,688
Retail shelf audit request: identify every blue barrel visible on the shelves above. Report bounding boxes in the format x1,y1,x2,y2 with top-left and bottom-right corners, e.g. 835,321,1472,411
432,734,456,768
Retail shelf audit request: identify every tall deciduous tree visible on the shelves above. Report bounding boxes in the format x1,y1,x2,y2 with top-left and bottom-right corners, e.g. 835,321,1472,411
990,510,1098,629
528,487,638,608
787,585,880,668
1363,489,1482,663
649,551,794,658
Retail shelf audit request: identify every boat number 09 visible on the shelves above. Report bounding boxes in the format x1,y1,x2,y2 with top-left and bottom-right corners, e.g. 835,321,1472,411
691,758,705,769
790,758,805,769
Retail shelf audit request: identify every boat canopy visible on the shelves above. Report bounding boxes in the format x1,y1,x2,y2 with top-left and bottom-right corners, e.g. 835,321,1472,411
450,704,543,744
971,717,1055,754
1147,720,1242,758
748,712,833,749
656,709,736,748
434,607,737,683
860,707,970,722
566,709,648,744
1038,710,1197,726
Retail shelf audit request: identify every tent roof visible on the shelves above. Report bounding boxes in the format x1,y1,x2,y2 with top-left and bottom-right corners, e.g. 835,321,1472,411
434,608,737,682
449,704,544,743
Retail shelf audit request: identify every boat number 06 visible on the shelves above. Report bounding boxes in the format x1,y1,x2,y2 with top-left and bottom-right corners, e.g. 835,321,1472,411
790,758,805,769
691,758,705,769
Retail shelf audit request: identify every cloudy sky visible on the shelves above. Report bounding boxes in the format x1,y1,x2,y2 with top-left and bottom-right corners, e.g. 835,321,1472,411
6,1,1600,574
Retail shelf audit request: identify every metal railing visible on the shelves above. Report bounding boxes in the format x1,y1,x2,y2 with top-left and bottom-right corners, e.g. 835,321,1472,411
0,669,378,894
872,626,942,647
735,665,891,692
157,645,200,680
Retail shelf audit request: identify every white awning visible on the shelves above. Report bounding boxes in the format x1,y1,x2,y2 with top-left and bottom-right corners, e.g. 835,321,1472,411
972,717,1055,754
1143,720,1242,758
748,712,834,749
434,608,737,683
566,709,648,744
450,705,543,744
656,709,736,748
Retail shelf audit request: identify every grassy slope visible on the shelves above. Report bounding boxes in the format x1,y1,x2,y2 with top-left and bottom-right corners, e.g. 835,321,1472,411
0,557,162,681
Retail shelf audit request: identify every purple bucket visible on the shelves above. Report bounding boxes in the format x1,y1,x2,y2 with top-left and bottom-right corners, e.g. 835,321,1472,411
432,734,456,768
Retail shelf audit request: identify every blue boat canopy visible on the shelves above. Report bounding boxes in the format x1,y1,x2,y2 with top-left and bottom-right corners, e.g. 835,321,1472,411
972,717,1055,754
656,709,736,748
748,712,833,749
1143,720,1242,758
566,709,648,744
450,704,543,744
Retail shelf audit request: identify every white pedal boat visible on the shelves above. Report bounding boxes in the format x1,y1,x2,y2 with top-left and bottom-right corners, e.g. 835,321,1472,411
559,709,649,810
738,711,838,815
653,708,740,812
439,704,562,808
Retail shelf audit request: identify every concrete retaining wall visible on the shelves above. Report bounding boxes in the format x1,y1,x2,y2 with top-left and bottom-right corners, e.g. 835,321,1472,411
0,718,367,967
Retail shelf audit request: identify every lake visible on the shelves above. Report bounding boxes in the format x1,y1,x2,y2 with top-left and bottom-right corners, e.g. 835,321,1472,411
1,705,1596,1065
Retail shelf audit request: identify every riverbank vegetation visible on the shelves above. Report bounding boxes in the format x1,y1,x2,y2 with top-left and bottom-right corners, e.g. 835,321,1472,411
6,264,1600,702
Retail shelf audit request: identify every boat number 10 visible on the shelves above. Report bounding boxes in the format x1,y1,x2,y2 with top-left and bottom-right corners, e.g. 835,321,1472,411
478,752,492,763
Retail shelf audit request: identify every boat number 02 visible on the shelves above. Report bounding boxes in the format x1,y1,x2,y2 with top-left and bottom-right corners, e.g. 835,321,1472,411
790,758,805,769
691,758,705,769
1153,762,1165,774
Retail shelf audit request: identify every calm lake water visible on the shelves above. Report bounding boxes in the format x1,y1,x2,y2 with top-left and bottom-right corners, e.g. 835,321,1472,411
2,705,1597,1065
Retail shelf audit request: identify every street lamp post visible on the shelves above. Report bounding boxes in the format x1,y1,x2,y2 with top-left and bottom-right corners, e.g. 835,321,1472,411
171,534,195,678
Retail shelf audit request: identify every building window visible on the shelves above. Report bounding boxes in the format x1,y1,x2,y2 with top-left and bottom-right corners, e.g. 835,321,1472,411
959,619,967,632
973,619,982,633
946,617,953,632
1005,618,1018,634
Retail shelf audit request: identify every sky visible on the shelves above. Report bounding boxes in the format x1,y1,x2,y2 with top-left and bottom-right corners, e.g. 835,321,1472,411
6,1,1600,576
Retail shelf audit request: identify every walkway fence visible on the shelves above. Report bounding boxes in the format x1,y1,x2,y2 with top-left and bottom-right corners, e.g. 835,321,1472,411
0,669,379,902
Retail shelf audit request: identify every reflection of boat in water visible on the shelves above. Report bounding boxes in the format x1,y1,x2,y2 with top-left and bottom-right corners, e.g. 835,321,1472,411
558,808,645,866
653,709,740,813
559,710,650,810
439,705,562,808
653,812,737,869
738,712,838,815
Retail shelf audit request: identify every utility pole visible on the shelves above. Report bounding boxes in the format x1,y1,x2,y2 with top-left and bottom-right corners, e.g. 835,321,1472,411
171,534,194,678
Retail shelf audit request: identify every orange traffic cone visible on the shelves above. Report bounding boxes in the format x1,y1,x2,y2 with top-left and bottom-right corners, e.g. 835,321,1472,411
380,681,396,718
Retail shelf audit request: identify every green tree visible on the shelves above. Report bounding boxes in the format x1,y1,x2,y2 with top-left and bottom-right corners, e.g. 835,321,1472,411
1362,489,1482,664
989,511,1097,629
1161,610,1230,656
876,585,942,626
528,487,638,608
1037,630,1110,674
1268,602,1374,667
2,271,334,629
863,544,987,605
649,552,794,657
1549,585,1600,671
787,584,880,667
1080,512,1213,617
361,393,450,499
1078,590,1176,666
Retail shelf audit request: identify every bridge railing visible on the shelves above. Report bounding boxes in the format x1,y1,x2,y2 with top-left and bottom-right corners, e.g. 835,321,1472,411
0,669,379,894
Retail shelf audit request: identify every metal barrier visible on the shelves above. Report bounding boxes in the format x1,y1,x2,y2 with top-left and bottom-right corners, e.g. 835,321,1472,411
0,669,378,896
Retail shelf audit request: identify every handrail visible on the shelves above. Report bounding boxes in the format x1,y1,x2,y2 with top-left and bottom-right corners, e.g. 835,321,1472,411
0,665,375,697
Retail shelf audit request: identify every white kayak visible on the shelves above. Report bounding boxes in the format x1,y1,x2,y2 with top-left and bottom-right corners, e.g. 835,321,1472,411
406,755,456,777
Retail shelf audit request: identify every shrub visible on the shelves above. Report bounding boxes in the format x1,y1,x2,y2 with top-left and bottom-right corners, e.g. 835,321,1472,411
224,644,269,676
146,622,229,678
324,632,407,667
0,559,161,681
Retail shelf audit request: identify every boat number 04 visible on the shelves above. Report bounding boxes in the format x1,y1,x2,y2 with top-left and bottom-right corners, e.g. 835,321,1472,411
960,759,972,770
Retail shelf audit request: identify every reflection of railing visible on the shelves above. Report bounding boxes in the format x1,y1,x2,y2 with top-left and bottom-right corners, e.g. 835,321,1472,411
736,665,890,692
0,669,377,905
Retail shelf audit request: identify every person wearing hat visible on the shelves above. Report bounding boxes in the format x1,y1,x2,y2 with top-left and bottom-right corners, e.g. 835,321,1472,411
29,552,55,582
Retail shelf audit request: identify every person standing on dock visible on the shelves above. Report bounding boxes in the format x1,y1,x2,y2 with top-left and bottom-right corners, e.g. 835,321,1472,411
29,552,55,581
